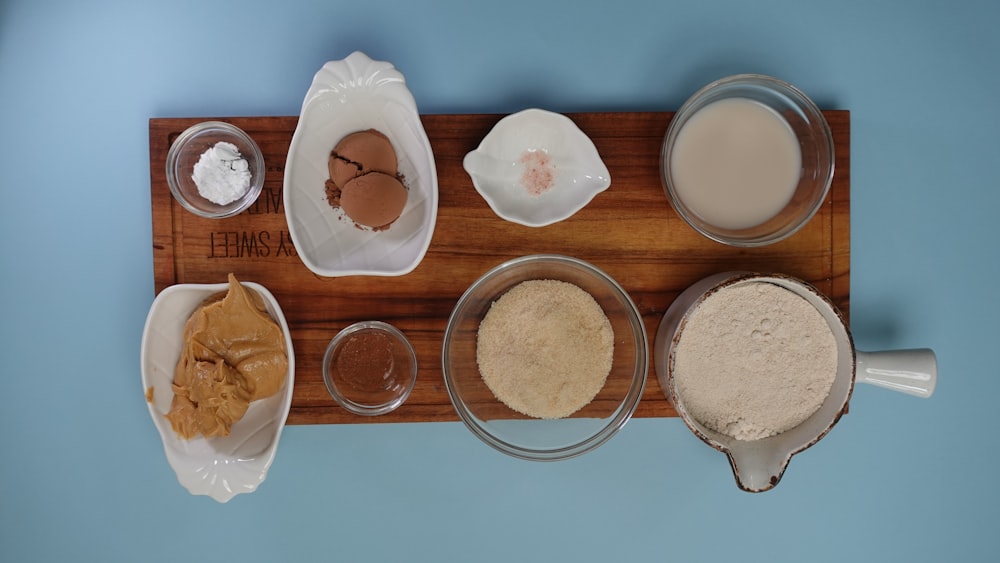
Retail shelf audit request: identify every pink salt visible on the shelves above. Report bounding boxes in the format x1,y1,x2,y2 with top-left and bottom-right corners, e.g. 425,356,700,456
519,150,555,196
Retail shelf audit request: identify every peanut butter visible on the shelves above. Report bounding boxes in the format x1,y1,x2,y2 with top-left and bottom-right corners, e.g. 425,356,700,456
166,274,288,440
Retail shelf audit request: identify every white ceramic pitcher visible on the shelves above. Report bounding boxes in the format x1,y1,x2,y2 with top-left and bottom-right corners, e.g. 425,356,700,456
654,272,936,492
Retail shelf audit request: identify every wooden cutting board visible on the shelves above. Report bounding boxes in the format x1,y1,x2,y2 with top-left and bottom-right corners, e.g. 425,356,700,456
148,111,850,425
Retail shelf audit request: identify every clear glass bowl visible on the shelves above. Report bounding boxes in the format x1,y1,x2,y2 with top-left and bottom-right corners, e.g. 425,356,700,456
166,121,265,218
322,321,417,416
661,74,834,246
442,254,648,461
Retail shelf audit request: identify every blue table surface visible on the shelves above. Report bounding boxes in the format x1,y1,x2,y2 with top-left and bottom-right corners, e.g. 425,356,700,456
2,1,997,561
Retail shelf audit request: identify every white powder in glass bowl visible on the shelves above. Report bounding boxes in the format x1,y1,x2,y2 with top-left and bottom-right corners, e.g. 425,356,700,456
672,281,838,441
192,141,252,205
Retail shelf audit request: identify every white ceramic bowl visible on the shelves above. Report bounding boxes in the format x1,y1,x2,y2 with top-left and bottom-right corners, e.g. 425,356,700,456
140,280,295,503
463,109,610,227
284,51,438,277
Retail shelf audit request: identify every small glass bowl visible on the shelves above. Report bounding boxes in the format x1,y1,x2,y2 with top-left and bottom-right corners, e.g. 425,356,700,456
661,74,834,246
442,254,648,461
322,321,417,416
166,121,265,218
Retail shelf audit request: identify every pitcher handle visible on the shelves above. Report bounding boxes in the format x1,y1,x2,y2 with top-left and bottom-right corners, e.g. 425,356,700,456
855,349,937,398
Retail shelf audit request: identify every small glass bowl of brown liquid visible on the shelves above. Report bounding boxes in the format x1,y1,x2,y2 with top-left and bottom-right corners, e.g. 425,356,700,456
322,321,417,416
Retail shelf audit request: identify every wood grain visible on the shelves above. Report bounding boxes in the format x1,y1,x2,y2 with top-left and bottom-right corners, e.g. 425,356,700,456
149,111,850,425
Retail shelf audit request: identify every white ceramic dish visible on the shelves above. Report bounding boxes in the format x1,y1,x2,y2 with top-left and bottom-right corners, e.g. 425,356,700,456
284,51,438,277
463,109,611,227
140,281,295,503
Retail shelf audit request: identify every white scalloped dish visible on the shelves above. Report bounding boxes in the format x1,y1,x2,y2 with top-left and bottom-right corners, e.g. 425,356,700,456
463,109,611,227
284,51,438,277
140,281,295,503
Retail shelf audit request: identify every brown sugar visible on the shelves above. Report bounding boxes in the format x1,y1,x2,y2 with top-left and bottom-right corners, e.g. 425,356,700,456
324,129,407,230
339,171,408,230
327,129,398,187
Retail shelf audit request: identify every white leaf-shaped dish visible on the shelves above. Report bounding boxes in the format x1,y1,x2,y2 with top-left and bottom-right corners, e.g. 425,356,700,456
140,281,295,503
463,109,611,227
284,51,438,277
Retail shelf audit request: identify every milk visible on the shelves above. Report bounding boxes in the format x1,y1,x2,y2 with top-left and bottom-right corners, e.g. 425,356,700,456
670,98,802,230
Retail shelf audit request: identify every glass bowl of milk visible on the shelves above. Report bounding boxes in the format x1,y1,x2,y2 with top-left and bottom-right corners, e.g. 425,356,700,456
661,74,834,246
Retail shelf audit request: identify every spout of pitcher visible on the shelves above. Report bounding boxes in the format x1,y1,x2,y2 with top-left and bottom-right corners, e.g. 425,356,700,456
725,442,792,493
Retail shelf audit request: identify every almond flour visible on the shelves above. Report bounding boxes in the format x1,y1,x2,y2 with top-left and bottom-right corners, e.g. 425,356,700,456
476,279,614,419
672,281,838,441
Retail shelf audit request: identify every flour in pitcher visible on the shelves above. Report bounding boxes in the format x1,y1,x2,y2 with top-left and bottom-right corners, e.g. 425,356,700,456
672,281,838,441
